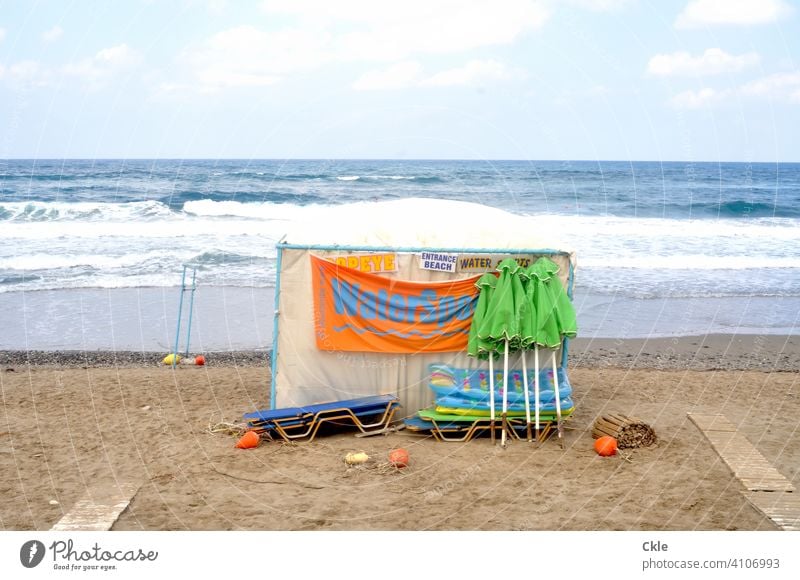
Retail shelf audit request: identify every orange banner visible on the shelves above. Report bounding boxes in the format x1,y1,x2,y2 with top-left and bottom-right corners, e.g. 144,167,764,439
311,255,480,353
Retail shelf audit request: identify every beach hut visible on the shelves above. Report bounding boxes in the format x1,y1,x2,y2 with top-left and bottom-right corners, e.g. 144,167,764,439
269,198,576,415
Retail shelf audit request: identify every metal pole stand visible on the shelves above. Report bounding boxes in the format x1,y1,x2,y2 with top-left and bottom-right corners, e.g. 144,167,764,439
172,266,198,368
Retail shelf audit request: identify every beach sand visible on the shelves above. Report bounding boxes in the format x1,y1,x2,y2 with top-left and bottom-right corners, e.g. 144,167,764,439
1,334,797,531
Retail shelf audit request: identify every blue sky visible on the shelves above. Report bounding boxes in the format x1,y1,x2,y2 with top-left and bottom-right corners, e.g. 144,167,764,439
0,0,797,160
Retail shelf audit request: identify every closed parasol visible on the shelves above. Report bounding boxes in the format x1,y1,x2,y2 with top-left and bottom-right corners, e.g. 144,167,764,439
466,271,500,443
526,256,578,445
477,258,528,447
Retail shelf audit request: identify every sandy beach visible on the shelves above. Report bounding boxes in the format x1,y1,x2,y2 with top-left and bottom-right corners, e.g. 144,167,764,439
1,334,797,531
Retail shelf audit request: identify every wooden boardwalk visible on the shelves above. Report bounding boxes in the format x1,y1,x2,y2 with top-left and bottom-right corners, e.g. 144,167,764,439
51,482,139,531
743,492,800,531
688,413,798,531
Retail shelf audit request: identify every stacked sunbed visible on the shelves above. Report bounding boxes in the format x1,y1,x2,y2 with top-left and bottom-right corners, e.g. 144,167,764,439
404,364,575,442
244,394,400,442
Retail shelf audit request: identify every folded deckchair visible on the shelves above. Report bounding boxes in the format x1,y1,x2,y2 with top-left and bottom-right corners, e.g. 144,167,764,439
404,407,573,443
244,394,400,442
403,416,471,438
404,410,513,442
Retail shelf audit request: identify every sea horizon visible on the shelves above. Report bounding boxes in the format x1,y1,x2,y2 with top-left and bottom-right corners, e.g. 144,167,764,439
5,157,800,164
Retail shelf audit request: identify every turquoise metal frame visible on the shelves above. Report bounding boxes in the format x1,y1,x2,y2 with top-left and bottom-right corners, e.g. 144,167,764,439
172,265,197,369
269,241,285,407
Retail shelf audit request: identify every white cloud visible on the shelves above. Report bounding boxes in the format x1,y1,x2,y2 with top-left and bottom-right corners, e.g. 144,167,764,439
196,70,281,90
587,84,611,96
422,59,516,87
207,0,227,13
42,25,63,43
181,2,547,92
0,27,6,42
675,0,792,28
670,87,726,108
353,59,518,91
10,60,41,79
352,61,423,91
340,2,548,61
647,48,759,77
740,72,800,103
262,0,549,61
567,0,633,11
62,44,142,87
182,25,331,91
0,60,52,87
669,71,800,108
95,44,142,67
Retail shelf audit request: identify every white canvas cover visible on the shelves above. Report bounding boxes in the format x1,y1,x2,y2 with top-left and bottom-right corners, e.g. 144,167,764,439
271,198,576,414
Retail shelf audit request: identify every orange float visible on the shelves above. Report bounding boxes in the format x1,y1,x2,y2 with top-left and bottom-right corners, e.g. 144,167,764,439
594,435,618,457
388,448,409,468
236,431,260,449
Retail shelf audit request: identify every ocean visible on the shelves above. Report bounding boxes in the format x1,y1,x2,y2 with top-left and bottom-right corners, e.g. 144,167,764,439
2,159,799,351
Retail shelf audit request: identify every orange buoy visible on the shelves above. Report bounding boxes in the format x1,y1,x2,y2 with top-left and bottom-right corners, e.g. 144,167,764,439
388,448,409,468
235,431,260,449
195,355,206,366
594,435,618,457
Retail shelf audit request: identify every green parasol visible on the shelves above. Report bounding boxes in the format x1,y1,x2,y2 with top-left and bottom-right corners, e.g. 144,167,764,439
526,257,578,445
467,272,498,360
466,271,499,443
478,258,527,447
528,257,577,347
478,258,526,350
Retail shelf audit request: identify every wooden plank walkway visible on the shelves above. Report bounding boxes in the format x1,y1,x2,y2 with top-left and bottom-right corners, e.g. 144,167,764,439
686,413,737,433
688,413,799,531
743,492,800,531
688,413,795,492
51,482,139,531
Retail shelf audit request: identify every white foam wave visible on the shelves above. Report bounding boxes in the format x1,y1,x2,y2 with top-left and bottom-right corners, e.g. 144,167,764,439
525,213,800,241
2,199,800,296
182,199,332,222
336,175,414,181
0,200,172,221
0,250,171,270
580,255,800,270
180,201,800,239
0,217,288,240
7,199,797,241
0,268,277,293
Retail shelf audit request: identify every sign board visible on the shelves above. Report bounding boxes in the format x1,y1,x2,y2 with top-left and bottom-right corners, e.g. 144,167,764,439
457,254,535,273
419,251,458,273
327,253,397,273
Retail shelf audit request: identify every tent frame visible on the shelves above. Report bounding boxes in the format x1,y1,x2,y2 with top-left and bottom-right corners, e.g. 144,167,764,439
270,242,575,409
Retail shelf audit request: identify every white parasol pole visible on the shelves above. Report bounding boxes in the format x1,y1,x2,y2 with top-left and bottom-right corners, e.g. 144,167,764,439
521,351,532,442
534,344,541,443
551,350,563,448
501,339,510,448
489,353,495,445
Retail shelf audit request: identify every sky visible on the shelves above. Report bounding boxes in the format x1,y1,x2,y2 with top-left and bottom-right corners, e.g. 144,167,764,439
0,0,797,161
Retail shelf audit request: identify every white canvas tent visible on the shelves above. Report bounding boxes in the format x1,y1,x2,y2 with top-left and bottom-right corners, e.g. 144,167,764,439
270,198,576,414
